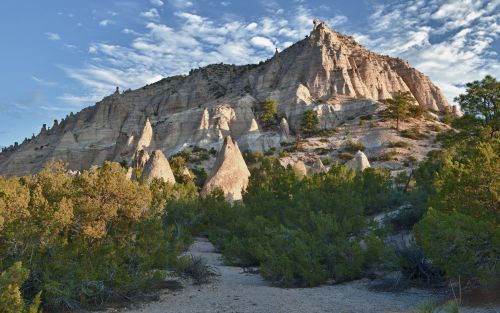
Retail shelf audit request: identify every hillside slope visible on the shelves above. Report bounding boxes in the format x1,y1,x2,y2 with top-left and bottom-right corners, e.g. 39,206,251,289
0,20,451,176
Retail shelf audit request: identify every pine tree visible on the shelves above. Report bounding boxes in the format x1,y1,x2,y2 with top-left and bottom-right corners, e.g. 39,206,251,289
301,110,319,134
383,91,416,130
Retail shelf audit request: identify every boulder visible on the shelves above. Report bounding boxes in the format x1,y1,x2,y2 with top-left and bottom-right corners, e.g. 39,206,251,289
141,150,176,184
202,136,250,201
293,161,308,177
310,158,327,174
346,150,371,171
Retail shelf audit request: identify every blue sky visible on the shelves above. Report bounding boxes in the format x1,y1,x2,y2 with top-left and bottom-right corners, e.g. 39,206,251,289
0,0,499,147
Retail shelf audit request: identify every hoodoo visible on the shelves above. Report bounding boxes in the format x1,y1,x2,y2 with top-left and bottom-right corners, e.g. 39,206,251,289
202,136,250,201
141,150,176,184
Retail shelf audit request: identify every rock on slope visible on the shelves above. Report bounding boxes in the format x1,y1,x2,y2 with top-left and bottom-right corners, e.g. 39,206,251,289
0,20,451,176
201,136,250,201
346,150,371,171
141,150,176,184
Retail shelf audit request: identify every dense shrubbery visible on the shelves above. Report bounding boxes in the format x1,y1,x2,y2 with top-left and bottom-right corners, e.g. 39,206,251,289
206,159,396,287
412,75,499,284
0,161,197,311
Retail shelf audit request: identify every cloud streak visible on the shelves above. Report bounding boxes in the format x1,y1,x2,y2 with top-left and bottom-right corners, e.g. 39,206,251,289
61,1,499,107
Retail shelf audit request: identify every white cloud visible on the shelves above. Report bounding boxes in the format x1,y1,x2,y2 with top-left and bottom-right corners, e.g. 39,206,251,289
357,0,500,103
150,0,164,6
99,19,113,27
32,76,57,87
250,36,275,51
60,1,498,108
141,8,160,20
170,0,193,9
45,32,61,41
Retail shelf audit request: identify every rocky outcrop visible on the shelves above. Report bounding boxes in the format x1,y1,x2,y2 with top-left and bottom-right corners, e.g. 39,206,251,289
141,150,176,184
131,149,149,168
346,151,371,171
310,158,327,174
0,20,450,176
280,118,291,142
293,161,308,177
202,136,250,201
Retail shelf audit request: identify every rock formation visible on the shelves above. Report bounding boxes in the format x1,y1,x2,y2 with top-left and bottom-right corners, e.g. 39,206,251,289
141,150,176,184
0,20,450,176
293,161,308,177
131,149,149,168
280,118,291,142
310,158,327,174
202,136,250,201
346,151,371,171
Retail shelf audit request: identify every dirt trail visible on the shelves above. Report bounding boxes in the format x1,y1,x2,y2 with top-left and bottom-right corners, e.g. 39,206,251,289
116,238,498,313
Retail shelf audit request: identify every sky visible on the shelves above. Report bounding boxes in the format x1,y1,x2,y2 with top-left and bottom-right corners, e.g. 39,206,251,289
0,0,499,147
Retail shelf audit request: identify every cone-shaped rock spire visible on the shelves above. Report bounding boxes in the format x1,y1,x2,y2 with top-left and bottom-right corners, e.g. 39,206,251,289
141,150,176,184
202,136,250,201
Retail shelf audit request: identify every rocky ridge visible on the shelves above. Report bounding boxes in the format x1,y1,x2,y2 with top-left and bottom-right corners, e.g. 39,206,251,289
0,20,452,176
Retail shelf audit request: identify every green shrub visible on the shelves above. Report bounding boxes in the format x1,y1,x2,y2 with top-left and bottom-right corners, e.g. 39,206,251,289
243,151,264,164
0,161,190,311
260,98,278,123
207,160,386,287
372,150,398,161
317,128,338,136
414,140,499,283
344,140,365,152
301,110,319,134
408,105,427,118
337,152,353,160
388,141,410,148
401,128,428,140
0,262,41,313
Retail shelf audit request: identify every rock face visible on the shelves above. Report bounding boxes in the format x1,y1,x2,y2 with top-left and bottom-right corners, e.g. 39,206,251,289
131,149,149,168
141,150,176,184
293,161,308,177
346,151,371,171
310,158,327,174
202,136,250,201
0,20,450,176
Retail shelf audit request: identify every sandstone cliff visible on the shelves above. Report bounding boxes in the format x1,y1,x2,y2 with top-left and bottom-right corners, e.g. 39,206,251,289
0,20,450,176
201,136,250,201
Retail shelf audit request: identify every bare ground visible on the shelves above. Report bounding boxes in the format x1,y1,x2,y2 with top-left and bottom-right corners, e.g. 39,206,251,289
113,238,499,313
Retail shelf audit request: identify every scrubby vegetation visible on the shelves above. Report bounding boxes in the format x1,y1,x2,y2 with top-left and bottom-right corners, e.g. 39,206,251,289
301,110,319,134
0,75,498,310
0,161,199,311
344,139,366,152
259,98,278,124
205,159,397,287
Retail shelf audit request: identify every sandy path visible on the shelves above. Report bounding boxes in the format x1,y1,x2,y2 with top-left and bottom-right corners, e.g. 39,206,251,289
116,238,498,313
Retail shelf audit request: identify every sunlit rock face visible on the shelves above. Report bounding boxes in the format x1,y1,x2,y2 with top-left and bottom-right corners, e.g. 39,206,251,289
201,136,250,202
141,150,176,184
346,151,371,171
0,21,449,176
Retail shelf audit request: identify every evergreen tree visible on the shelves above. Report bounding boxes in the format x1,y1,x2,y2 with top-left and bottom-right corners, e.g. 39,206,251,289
301,110,319,134
260,98,278,123
454,75,499,135
383,91,416,130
